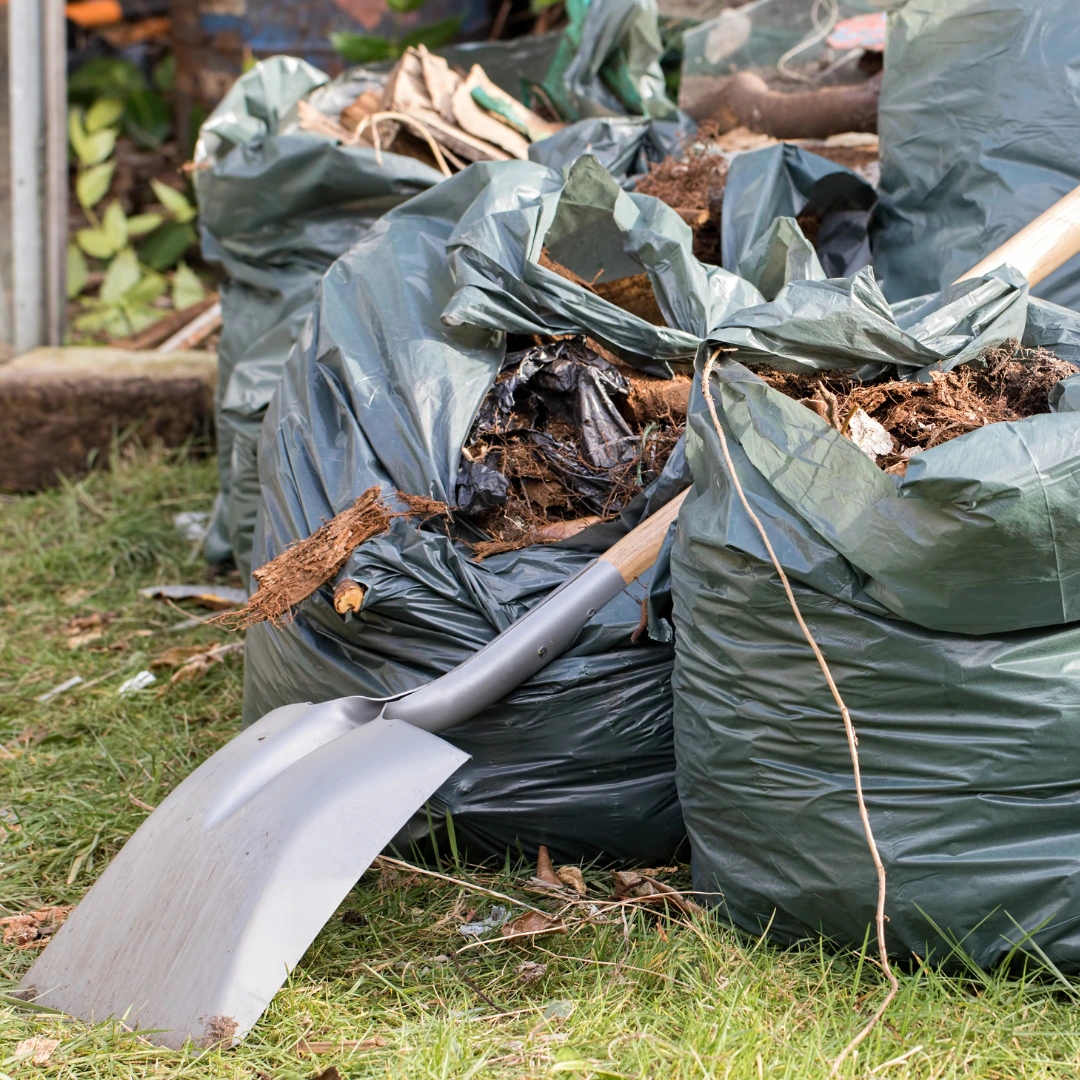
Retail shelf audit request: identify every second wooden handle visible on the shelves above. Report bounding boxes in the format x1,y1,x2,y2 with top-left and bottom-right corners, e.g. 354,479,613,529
601,488,689,584
956,184,1080,288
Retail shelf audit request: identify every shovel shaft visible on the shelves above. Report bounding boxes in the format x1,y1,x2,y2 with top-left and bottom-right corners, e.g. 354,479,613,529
384,488,689,734
956,183,1080,288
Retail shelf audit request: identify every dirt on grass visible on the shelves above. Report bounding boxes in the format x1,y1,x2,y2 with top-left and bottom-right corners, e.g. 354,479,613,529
759,340,1075,473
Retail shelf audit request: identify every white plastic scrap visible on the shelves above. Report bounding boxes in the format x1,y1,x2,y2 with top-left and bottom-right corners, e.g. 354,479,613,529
173,511,210,543
35,675,84,703
117,670,156,696
846,407,894,460
458,904,509,937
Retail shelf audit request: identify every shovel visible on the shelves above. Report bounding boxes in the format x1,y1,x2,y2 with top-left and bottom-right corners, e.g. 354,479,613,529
21,489,688,1049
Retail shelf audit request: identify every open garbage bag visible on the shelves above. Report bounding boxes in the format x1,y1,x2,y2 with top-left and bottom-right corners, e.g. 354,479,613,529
670,261,1080,969
872,0,1080,310
194,57,443,573
245,156,703,862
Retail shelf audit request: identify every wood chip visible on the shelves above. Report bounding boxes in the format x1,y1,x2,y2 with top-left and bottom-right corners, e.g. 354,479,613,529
451,66,530,159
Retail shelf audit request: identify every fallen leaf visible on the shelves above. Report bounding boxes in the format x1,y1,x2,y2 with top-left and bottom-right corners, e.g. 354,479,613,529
149,645,209,669
556,866,587,897
535,845,561,887
15,1036,60,1065
502,911,566,938
63,611,111,634
62,587,91,606
611,871,701,916
516,960,547,984
296,1036,388,1055
1,906,73,949
66,630,104,650
312,1068,343,1080
170,643,244,684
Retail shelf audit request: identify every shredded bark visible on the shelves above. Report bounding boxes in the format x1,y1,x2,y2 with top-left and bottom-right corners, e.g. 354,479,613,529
635,133,728,266
217,488,392,629
759,340,1075,473
395,491,450,518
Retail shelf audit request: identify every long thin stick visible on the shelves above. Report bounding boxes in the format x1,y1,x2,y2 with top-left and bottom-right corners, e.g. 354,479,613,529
701,351,897,1074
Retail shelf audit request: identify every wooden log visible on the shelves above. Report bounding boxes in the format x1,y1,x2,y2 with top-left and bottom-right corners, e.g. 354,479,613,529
0,347,216,491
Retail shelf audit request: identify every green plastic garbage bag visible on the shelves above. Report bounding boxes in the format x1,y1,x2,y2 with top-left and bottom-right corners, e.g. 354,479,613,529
194,56,443,574
670,263,1080,968
873,0,1080,310
245,157,699,862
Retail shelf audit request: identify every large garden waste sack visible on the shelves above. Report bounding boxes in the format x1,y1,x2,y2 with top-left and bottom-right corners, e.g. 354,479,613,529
873,0,1080,310
670,263,1080,970
245,156,723,863
197,12,691,576
194,57,443,573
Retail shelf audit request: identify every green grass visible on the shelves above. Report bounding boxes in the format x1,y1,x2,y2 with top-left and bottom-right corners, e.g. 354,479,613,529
3,449,1080,1079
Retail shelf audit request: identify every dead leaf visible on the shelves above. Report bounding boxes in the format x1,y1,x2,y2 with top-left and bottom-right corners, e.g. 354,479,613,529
612,871,701,916
296,1036,388,1055
312,1068,343,1080
149,645,209,670
535,845,561,887
378,864,419,891
502,911,566,938
1,906,73,949
15,1036,60,1065
556,865,587,897
62,587,91,606
63,611,111,634
516,960,547,984
66,630,103,650
169,643,244,684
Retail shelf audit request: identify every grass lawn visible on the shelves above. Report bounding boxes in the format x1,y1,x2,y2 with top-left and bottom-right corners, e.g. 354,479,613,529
3,448,1080,1079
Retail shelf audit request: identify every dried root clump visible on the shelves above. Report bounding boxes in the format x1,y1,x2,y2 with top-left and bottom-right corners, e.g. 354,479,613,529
458,335,686,560
759,340,1075,474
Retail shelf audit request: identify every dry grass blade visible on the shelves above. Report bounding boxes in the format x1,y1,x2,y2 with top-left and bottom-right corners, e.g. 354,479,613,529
215,488,391,629
701,351,898,1074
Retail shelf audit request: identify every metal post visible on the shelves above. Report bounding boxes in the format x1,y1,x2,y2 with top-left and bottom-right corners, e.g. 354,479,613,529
8,0,66,354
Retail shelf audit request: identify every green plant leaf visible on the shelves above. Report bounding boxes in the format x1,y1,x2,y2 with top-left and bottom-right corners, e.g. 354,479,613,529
122,304,165,334
76,227,119,260
85,97,125,133
171,262,206,310
128,272,168,306
152,54,176,93
138,221,197,271
73,306,118,333
100,248,142,303
102,202,128,251
150,179,197,224
126,213,165,237
68,108,92,164
124,89,171,150
398,15,463,52
386,0,431,12
329,31,397,64
67,57,146,101
76,161,115,210
67,244,89,299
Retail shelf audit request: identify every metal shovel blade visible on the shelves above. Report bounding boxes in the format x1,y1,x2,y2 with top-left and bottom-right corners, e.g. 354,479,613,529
22,697,467,1049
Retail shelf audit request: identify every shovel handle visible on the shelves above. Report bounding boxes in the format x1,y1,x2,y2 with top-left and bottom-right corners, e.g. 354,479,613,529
600,488,690,584
386,486,690,733
956,183,1080,288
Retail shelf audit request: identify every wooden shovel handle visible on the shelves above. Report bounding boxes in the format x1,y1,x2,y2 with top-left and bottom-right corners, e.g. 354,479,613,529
956,184,1080,287
600,488,690,584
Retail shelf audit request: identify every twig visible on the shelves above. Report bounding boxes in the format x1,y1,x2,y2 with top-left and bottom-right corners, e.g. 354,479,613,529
700,351,897,1074
448,950,510,1014
353,111,454,177
373,856,551,916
